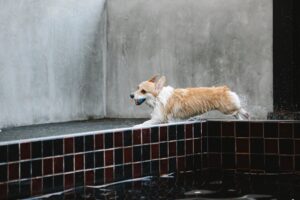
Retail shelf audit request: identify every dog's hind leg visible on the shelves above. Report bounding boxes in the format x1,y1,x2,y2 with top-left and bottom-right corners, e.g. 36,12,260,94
234,109,250,120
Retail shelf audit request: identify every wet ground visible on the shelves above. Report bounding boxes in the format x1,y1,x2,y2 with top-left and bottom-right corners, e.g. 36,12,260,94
0,118,146,142
28,171,300,200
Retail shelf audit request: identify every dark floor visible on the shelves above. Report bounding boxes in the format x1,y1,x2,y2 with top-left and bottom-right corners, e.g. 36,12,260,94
0,118,146,142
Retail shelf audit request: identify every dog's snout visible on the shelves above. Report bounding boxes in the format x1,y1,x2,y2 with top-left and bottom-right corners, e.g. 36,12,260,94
130,94,134,99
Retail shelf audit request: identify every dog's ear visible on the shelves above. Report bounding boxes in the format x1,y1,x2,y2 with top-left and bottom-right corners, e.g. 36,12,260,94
148,74,160,83
155,76,166,92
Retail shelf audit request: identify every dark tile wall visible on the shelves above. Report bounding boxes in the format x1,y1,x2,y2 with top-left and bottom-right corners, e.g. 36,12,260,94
0,122,203,199
0,120,299,199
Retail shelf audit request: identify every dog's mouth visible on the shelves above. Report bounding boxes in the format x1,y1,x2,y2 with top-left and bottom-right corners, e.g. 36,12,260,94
135,98,146,105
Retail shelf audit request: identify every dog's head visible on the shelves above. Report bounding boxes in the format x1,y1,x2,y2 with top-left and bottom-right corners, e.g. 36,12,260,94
130,75,166,106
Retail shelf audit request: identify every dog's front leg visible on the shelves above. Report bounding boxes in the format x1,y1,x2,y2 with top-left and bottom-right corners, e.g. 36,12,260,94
133,119,162,128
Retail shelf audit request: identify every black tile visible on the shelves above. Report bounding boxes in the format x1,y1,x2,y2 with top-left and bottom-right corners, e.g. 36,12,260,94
32,141,42,159
177,141,185,156
43,176,53,193
75,137,84,152
124,130,132,146
115,165,124,180
207,121,221,136
236,122,249,137
194,123,201,138
124,164,132,179
279,139,294,154
114,149,123,165
43,140,53,157
250,139,264,154
64,155,74,172
202,137,208,153
222,122,235,136
194,154,201,170
75,172,84,187
0,164,7,181
85,135,94,151
295,156,300,171
151,127,159,142
208,138,221,152
133,146,142,162
85,152,94,169
95,169,104,185
20,180,31,198
279,123,293,138
264,122,278,138
8,144,19,161
142,145,150,161
53,139,63,156
142,162,150,176
222,154,235,169
265,155,279,173
222,138,235,153
8,181,20,198
250,154,264,170
32,160,42,177
151,160,159,174
169,158,176,172
95,151,104,168
160,142,168,158
177,125,184,140
53,175,64,192
21,161,31,179
250,122,263,137
295,123,300,138
168,125,177,140
0,146,8,163
186,156,194,171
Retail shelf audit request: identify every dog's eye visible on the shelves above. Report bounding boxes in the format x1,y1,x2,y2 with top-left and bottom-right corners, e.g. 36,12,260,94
141,89,146,94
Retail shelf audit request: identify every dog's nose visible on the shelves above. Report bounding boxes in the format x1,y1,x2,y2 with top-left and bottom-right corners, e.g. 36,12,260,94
130,94,134,99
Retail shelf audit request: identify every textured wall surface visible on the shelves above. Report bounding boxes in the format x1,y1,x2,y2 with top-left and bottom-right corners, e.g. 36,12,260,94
0,0,107,128
106,0,273,119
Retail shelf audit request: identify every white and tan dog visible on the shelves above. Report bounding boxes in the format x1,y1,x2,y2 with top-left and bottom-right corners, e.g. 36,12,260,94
130,75,249,127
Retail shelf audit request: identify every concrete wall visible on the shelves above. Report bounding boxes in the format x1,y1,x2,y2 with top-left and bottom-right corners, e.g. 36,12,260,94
106,0,273,119
0,0,107,128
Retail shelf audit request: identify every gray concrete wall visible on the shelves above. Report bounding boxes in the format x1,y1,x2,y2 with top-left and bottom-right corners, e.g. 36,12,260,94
106,0,273,119
0,0,107,128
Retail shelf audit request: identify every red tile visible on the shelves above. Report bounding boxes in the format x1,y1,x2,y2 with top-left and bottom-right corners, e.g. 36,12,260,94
236,154,249,169
105,167,113,183
20,143,31,160
31,178,42,196
169,142,176,157
159,126,168,141
95,134,104,149
85,170,94,185
236,138,249,153
185,124,193,139
75,154,84,171
0,183,7,199
280,156,294,171
124,148,132,163
8,163,19,180
114,132,123,147
177,157,185,171
279,122,293,138
265,139,278,154
142,129,150,144
105,150,113,166
64,173,74,189
133,163,141,178
160,159,168,175
54,157,63,174
186,140,193,155
151,144,159,159
43,158,53,175
64,138,74,154
194,139,201,153
133,130,141,145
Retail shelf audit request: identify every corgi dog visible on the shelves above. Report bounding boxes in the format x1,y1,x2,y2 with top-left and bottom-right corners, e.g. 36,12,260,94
130,75,249,127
